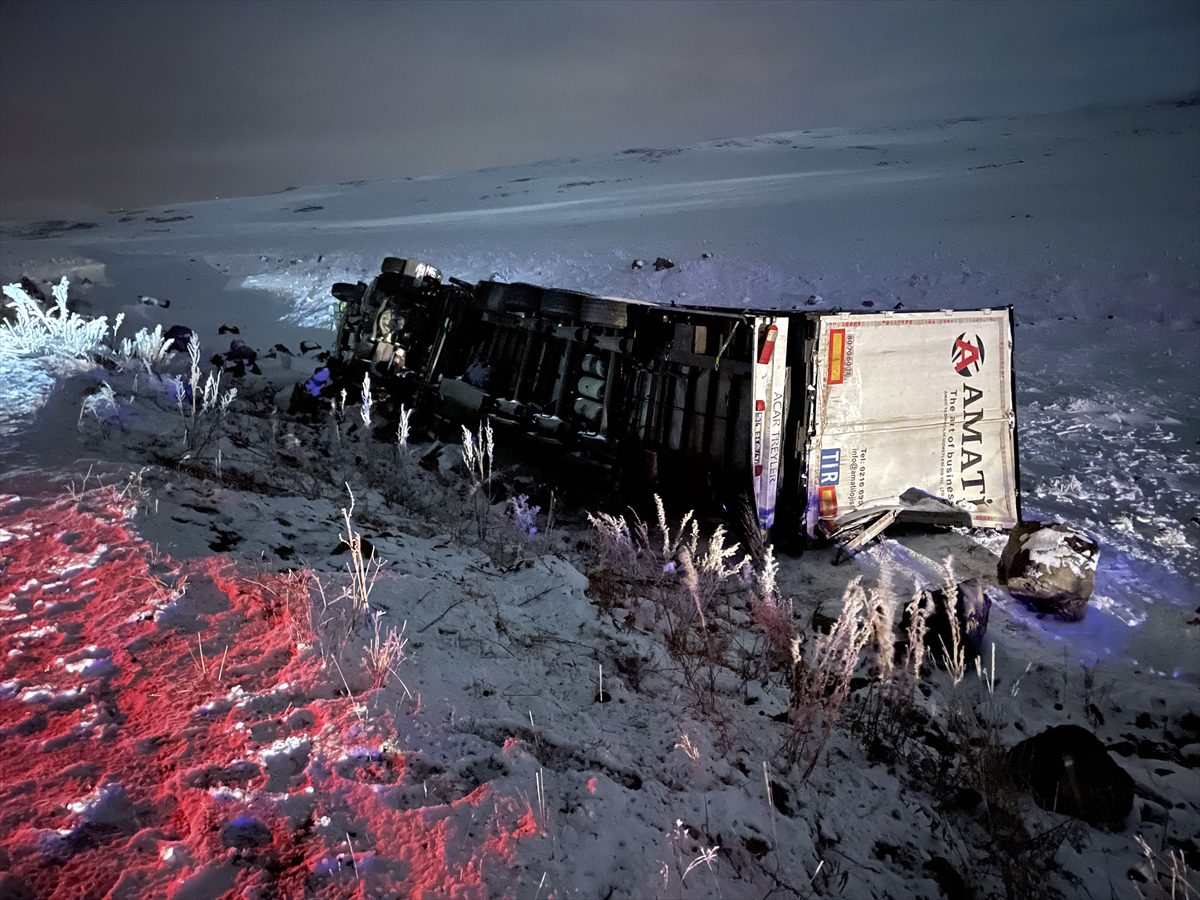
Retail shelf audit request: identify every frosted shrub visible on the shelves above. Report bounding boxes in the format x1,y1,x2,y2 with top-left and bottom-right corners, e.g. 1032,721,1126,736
785,578,876,776
585,495,751,715
366,612,409,693
848,570,936,762
507,494,540,537
172,335,237,457
749,546,794,664
312,488,386,685
461,422,495,539
941,643,1079,900
359,373,373,427
395,404,412,452
461,422,494,493
78,383,119,432
936,558,966,685
585,509,641,614
118,324,171,372
586,495,747,614
1,278,123,360
654,494,698,564
662,819,722,897
1134,835,1198,900
337,487,377,624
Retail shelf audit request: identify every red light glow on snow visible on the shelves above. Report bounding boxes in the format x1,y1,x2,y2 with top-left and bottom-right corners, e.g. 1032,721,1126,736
0,490,542,898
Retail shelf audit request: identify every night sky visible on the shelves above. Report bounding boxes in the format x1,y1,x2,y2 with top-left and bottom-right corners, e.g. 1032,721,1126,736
1,0,1197,215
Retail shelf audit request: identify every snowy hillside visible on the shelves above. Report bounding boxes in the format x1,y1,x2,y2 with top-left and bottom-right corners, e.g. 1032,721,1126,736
0,97,1197,899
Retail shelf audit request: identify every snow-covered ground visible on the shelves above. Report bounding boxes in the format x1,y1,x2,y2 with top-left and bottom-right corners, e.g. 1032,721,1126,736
1,97,1197,898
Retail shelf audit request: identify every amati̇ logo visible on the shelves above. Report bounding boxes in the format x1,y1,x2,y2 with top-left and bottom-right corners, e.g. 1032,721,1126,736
952,333,985,376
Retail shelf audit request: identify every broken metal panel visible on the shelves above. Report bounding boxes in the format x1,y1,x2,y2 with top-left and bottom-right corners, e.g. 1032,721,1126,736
803,309,1019,537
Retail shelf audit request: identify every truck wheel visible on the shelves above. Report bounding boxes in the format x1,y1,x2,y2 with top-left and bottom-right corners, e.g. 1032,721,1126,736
331,282,365,303
381,256,408,274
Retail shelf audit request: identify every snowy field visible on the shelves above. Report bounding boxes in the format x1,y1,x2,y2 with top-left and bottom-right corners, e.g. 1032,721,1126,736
0,97,1197,898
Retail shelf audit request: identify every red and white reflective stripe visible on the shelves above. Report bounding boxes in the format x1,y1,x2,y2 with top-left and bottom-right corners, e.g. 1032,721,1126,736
757,325,778,365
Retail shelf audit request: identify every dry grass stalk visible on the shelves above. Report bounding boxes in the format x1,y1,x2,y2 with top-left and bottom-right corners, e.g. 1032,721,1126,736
786,578,875,777
461,421,495,539
366,611,409,693
338,484,380,624
1136,834,1199,900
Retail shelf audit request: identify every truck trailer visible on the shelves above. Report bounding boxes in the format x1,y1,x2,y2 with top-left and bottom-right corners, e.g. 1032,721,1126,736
320,257,1021,544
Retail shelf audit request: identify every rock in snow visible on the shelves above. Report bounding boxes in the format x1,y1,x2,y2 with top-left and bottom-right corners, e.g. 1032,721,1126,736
1008,724,1134,827
998,521,1099,620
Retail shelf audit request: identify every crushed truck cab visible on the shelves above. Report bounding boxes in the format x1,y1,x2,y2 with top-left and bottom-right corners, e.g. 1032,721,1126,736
324,257,1021,543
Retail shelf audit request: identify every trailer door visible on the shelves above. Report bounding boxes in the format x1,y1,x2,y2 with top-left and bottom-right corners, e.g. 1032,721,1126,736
804,309,1019,537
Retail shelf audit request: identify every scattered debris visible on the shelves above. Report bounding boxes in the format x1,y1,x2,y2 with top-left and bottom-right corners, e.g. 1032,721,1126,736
6,220,98,240
226,340,256,363
138,295,170,308
653,257,675,271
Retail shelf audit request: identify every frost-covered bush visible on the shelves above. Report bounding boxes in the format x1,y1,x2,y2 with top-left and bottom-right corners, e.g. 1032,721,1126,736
586,495,748,615
0,278,122,360
1,277,172,376
461,422,495,539
507,494,540,537
78,383,119,432
170,335,237,456
118,323,171,372
585,497,750,714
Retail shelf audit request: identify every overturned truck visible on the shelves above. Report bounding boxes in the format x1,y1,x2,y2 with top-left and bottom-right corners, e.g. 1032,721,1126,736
322,257,1021,545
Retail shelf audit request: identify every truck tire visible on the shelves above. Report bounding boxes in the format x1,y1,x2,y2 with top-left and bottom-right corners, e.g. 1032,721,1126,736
331,282,366,303
380,256,408,274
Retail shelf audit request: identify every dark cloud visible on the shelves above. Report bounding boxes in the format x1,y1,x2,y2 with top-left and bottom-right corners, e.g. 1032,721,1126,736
2,0,1196,214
